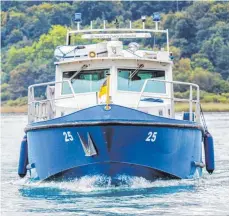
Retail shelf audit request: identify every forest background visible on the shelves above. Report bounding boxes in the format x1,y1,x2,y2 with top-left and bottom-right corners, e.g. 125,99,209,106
1,1,229,111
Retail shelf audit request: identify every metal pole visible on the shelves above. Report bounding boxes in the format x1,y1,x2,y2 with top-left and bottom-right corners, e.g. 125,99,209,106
96,92,98,105
90,21,93,30
66,32,69,45
105,75,111,110
77,22,80,31
166,29,169,53
155,22,158,30
196,86,200,123
142,22,145,29
67,80,79,109
136,79,148,108
129,21,132,29
103,20,106,29
189,86,193,121
170,83,175,118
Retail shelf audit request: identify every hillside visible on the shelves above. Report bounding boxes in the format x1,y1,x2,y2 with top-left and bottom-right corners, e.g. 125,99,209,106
1,1,229,106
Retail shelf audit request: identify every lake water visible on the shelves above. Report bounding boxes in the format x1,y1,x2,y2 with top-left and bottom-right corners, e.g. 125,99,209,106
1,113,229,216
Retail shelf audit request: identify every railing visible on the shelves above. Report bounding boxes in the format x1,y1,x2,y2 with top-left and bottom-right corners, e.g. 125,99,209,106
136,79,200,122
28,80,77,123
28,78,200,123
67,26,169,53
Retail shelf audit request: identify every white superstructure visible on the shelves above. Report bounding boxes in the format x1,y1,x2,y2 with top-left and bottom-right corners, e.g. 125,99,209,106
28,18,200,123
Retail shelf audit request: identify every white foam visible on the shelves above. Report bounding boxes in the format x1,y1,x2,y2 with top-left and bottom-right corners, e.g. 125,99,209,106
10,175,198,193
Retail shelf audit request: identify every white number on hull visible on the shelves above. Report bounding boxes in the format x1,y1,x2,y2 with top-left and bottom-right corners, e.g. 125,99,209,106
145,132,157,142
63,131,74,142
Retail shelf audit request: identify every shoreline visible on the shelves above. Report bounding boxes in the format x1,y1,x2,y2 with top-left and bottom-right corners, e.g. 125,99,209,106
1,105,28,113
1,103,229,114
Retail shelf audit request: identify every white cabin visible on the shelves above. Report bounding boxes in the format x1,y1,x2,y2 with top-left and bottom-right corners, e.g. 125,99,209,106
28,20,200,123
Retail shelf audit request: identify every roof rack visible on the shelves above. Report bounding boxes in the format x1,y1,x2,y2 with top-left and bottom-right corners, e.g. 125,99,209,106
66,19,169,53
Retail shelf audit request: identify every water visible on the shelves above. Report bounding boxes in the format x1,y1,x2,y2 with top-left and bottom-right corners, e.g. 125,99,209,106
1,113,229,216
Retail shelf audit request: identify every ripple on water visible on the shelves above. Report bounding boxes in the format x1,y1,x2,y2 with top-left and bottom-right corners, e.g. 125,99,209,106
1,113,229,216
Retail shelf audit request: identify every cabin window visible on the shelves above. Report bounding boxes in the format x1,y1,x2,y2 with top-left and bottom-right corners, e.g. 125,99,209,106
118,69,166,93
62,69,109,94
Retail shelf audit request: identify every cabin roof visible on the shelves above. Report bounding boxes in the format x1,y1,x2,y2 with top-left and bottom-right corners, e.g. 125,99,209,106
55,56,172,66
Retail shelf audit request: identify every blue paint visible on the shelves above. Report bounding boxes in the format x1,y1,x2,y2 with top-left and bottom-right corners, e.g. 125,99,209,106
25,104,203,181
140,98,164,103
183,112,195,121
30,104,197,126
18,135,28,177
204,131,215,174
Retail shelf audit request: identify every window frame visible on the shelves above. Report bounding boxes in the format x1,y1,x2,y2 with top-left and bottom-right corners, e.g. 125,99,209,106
61,68,110,95
117,67,167,95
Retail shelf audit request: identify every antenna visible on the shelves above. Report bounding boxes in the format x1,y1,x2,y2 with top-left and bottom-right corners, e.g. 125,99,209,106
141,16,146,29
114,18,119,29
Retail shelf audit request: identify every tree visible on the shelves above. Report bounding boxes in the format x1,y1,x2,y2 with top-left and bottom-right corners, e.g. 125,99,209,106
5,29,23,44
191,54,214,72
175,17,196,39
9,62,39,98
190,68,229,93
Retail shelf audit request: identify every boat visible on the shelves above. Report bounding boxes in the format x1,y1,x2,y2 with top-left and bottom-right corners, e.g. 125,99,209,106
18,14,215,182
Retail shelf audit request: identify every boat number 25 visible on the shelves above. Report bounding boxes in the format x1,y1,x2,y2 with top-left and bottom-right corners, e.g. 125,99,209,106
145,132,157,142
63,131,74,142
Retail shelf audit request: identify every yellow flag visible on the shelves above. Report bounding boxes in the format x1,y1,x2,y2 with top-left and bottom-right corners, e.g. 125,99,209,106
99,79,107,98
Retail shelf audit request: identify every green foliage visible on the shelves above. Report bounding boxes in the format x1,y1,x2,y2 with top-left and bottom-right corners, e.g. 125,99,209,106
1,1,229,103
33,25,67,59
191,54,214,72
1,83,11,101
1,72,10,83
6,97,27,106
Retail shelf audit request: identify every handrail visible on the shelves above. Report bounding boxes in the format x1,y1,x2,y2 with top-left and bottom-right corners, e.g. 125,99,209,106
136,79,200,122
28,95,76,105
28,80,76,102
28,80,75,96
28,80,78,123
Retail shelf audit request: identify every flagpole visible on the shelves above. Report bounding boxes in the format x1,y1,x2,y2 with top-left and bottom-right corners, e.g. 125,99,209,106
105,73,111,110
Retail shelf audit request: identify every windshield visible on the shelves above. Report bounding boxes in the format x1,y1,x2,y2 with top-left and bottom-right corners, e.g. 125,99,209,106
62,69,108,94
118,69,166,93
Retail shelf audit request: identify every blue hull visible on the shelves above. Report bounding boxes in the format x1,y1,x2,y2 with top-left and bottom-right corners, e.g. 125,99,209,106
25,105,203,181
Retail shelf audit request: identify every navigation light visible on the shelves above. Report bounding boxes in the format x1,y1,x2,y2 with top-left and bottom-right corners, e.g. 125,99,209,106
141,16,146,22
152,13,160,22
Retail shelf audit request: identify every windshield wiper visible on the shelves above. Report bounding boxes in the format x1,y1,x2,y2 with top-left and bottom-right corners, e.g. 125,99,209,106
129,64,144,80
69,64,88,82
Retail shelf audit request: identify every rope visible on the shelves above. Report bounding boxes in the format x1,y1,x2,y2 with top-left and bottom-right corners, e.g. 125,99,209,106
200,104,208,132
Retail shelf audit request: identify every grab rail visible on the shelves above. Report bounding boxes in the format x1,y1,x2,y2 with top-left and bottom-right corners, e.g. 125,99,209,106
28,80,77,123
136,79,200,122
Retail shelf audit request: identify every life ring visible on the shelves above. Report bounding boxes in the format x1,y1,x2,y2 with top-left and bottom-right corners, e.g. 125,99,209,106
89,51,96,58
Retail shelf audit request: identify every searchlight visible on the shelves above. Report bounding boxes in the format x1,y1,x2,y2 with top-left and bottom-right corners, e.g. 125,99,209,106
152,13,160,22
74,13,82,23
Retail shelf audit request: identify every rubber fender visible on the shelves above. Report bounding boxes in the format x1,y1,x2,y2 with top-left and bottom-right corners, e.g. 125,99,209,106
204,131,215,174
18,135,28,178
